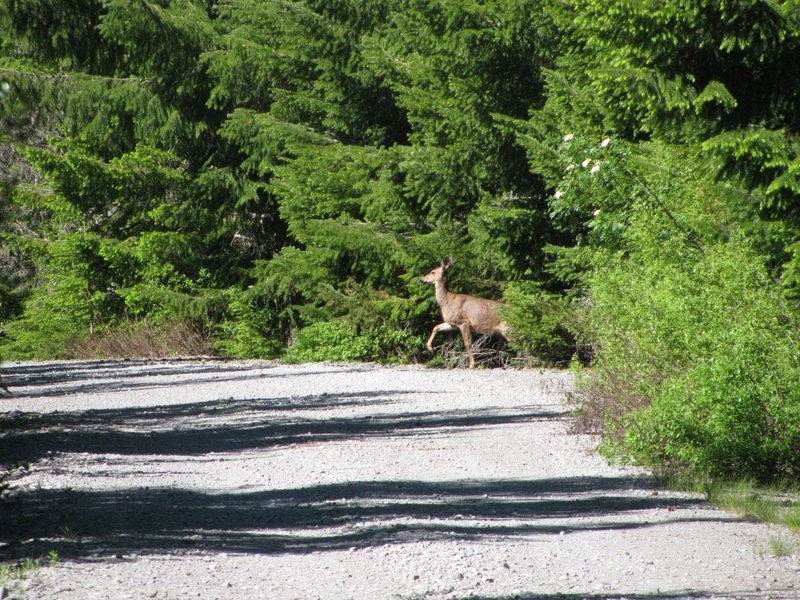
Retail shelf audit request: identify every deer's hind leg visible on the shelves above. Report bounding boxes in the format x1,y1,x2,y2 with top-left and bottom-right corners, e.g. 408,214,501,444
458,323,475,368
498,321,512,342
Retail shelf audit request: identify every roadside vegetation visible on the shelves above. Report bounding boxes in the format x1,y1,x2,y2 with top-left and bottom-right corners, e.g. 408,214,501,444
1,1,799,491
0,557,40,598
660,473,800,538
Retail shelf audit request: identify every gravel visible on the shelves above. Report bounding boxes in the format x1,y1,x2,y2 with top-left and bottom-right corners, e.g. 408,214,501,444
0,359,798,600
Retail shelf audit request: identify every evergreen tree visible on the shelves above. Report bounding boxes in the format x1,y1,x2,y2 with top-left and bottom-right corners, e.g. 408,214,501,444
218,0,559,359
1,0,257,356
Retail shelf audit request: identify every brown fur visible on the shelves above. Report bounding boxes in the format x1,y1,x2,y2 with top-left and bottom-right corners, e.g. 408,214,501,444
421,256,510,368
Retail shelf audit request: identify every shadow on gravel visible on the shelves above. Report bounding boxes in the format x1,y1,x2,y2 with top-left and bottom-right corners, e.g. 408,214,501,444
1,475,718,561
0,360,369,398
0,361,716,581
0,393,561,465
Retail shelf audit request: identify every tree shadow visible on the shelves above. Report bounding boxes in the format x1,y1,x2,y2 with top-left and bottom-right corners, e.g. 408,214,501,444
0,359,374,398
2,475,720,561
0,390,562,464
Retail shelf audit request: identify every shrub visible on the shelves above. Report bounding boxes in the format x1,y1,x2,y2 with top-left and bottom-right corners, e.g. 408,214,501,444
284,319,421,364
546,137,800,482
502,281,578,366
213,289,283,359
585,229,800,481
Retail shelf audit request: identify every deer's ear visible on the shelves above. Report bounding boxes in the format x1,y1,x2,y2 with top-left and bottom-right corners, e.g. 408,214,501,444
441,256,452,270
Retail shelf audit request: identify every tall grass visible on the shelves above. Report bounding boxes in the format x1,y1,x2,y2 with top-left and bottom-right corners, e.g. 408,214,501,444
662,473,800,534
66,319,212,359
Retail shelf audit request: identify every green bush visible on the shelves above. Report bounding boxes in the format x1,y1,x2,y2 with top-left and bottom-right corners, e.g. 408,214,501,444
586,229,800,481
0,234,102,359
0,284,90,359
213,289,282,359
284,319,421,364
502,281,577,366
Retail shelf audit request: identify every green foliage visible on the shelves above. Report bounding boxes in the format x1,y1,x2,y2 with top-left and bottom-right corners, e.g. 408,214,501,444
518,1,800,483
284,319,420,364
593,243,800,479
662,473,800,532
586,204,800,480
551,0,800,140
213,288,282,359
1,231,110,358
1,0,560,366
502,281,575,366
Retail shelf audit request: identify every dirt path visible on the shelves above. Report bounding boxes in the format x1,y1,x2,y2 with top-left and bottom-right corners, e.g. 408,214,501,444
0,360,798,599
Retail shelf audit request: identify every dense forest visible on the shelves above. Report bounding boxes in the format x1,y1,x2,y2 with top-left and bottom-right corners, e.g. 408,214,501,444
1,0,799,482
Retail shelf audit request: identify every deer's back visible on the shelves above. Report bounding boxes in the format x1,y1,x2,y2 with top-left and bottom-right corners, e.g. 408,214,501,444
442,293,504,334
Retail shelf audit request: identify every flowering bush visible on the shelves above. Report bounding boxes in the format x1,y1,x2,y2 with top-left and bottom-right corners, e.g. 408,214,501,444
559,139,800,480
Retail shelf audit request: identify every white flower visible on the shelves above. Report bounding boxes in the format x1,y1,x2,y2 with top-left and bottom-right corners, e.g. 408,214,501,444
554,190,564,199
593,209,601,217
581,158,591,168
566,164,575,172
600,137,610,148
590,163,601,173
563,133,574,142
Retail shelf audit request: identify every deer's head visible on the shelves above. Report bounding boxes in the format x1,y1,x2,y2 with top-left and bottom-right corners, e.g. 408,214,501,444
421,256,452,285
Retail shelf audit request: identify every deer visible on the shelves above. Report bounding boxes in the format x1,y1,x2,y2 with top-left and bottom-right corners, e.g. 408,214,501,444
421,256,511,368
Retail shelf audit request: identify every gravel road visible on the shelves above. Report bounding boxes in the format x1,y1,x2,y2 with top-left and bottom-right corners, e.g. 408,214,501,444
0,359,798,599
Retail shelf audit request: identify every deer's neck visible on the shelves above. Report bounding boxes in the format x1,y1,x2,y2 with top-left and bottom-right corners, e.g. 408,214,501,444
435,278,451,307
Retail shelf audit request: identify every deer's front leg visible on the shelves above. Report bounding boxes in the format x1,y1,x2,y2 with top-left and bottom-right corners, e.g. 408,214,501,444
425,322,456,351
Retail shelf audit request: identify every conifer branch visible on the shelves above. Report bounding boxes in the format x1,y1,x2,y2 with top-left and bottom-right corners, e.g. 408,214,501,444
621,164,705,255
